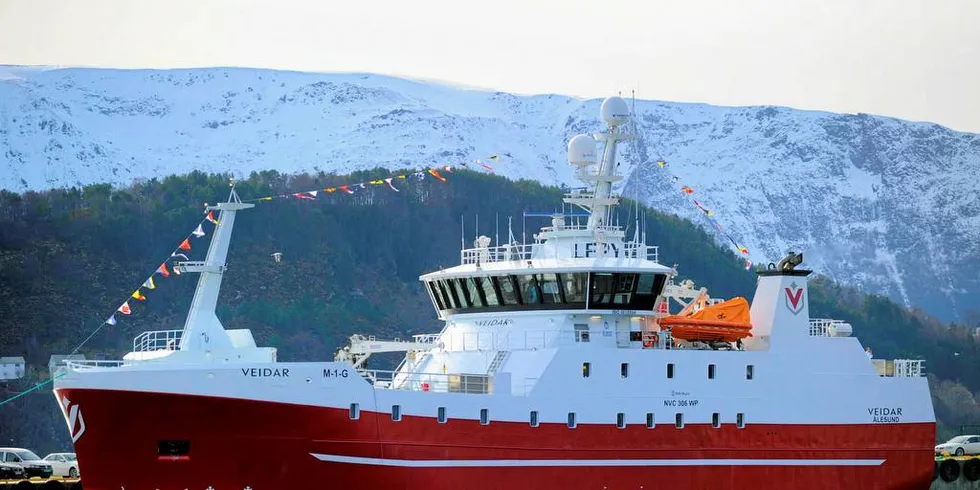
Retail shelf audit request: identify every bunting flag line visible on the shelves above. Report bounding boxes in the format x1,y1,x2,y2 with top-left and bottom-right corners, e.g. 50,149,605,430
654,158,752,268
81,159,488,351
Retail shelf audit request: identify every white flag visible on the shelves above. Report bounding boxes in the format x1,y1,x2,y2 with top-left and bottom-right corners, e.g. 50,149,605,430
192,224,205,238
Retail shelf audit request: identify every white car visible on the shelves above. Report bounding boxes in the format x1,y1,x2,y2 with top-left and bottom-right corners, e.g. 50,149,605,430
935,435,980,456
42,452,79,478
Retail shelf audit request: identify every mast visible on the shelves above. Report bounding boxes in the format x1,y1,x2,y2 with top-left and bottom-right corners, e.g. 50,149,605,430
175,185,254,352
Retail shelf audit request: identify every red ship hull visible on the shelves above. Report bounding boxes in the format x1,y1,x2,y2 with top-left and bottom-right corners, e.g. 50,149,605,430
58,388,935,490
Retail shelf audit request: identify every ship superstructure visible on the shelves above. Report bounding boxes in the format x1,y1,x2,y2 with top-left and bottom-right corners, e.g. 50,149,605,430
54,97,935,490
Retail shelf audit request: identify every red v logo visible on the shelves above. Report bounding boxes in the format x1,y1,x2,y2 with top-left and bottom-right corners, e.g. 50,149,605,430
785,287,804,311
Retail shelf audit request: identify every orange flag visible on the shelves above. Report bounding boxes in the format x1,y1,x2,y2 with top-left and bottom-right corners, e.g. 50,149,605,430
427,169,447,182
179,238,191,251
157,263,170,278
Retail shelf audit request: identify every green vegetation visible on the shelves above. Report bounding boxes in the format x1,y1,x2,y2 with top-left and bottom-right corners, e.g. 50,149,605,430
0,169,977,453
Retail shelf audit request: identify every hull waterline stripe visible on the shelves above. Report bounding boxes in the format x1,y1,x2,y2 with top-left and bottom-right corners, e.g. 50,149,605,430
310,454,886,468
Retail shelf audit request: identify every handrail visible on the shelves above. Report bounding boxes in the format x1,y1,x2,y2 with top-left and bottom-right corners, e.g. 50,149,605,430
360,369,493,394
132,330,183,352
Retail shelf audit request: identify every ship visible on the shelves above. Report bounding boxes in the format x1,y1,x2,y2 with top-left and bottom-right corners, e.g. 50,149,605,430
53,96,936,490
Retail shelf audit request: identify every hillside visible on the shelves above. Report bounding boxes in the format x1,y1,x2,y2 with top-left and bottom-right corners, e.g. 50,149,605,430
0,66,978,322
0,170,977,454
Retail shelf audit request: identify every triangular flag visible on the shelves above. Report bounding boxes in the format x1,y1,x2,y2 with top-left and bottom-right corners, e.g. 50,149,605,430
681,186,694,195
171,253,189,261
143,277,156,290
339,185,353,195
397,175,407,179
744,260,753,271
132,289,146,301
106,314,117,326
157,263,170,278
118,302,131,315
260,196,274,201
308,190,318,198
192,224,205,238
358,183,366,189
325,187,337,193
428,169,447,182
479,162,494,173
739,247,749,255
293,193,315,200
489,155,499,161
443,165,454,173
369,180,385,185
384,177,400,192
179,238,191,251
657,160,666,168
206,211,219,224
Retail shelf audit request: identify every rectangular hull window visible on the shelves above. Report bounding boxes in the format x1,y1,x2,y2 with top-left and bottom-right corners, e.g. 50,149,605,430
675,413,684,429
737,413,745,429
616,413,626,429
646,413,655,428
480,408,490,425
529,411,539,427
349,403,360,420
708,364,716,379
392,405,401,422
438,407,447,424
582,362,591,378
158,440,189,456
567,412,577,429
746,365,754,380
667,363,674,379
621,362,629,379
712,412,720,428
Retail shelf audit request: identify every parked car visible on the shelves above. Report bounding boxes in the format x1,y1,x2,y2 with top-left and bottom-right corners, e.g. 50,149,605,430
0,460,26,479
935,435,980,456
43,453,79,478
0,448,53,478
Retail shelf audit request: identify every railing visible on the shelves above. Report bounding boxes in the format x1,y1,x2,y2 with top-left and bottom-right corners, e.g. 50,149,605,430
132,330,183,352
460,243,534,265
873,359,925,377
459,241,659,265
360,369,493,394
63,360,129,370
433,329,580,352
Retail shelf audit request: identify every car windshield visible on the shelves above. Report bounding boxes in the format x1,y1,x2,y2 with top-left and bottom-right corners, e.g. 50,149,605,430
15,450,41,461
948,436,971,443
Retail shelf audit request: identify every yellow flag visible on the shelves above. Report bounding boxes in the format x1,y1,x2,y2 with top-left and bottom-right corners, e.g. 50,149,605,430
132,289,147,301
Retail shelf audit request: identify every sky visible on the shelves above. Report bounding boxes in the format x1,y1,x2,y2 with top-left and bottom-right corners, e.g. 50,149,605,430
1,0,978,133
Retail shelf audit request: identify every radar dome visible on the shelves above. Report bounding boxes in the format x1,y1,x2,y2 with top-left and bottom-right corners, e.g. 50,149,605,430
567,134,597,166
600,96,631,126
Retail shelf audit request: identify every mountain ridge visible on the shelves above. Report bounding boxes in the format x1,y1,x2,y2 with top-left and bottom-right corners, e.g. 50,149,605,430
1,66,977,322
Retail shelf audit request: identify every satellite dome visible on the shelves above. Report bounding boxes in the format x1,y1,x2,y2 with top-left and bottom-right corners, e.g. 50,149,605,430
600,96,631,126
567,134,597,166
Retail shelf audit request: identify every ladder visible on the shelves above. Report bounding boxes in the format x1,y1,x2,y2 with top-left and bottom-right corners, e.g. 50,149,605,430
487,351,509,374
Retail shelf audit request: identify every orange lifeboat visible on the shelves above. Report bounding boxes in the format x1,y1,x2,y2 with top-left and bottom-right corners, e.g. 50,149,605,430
660,297,753,343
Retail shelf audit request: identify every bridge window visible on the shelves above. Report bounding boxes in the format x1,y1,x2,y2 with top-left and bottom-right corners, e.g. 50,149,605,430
436,280,455,309
529,410,539,427
392,405,402,422
712,413,720,428
568,412,577,428
537,273,563,304
480,408,490,425
438,406,447,424
561,273,587,305
349,403,360,420
587,272,668,310
582,362,591,378
667,363,674,379
746,365,754,380
452,279,471,308
479,276,501,306
736,413,745,429
708,364,716,380
465,277,485,308
646,413,655,428
495,276,520,305
517,275,542,305
616,412,626,429
675,413,684,428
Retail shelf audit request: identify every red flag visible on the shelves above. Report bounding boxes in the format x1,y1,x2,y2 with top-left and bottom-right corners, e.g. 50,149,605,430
157,263,170,278
339,185,353,195
206,211,218,224
293,192,315,200
681,186,694,195
428,169,447,182
179,238,191,251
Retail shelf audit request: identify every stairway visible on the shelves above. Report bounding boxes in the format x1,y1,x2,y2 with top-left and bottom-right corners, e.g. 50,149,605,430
487,351,509,374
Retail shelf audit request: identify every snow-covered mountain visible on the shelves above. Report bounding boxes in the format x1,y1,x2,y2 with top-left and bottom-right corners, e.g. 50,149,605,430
1,66,977,322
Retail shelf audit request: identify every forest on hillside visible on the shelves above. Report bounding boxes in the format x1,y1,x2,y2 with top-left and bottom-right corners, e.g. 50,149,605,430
0,169,978,453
